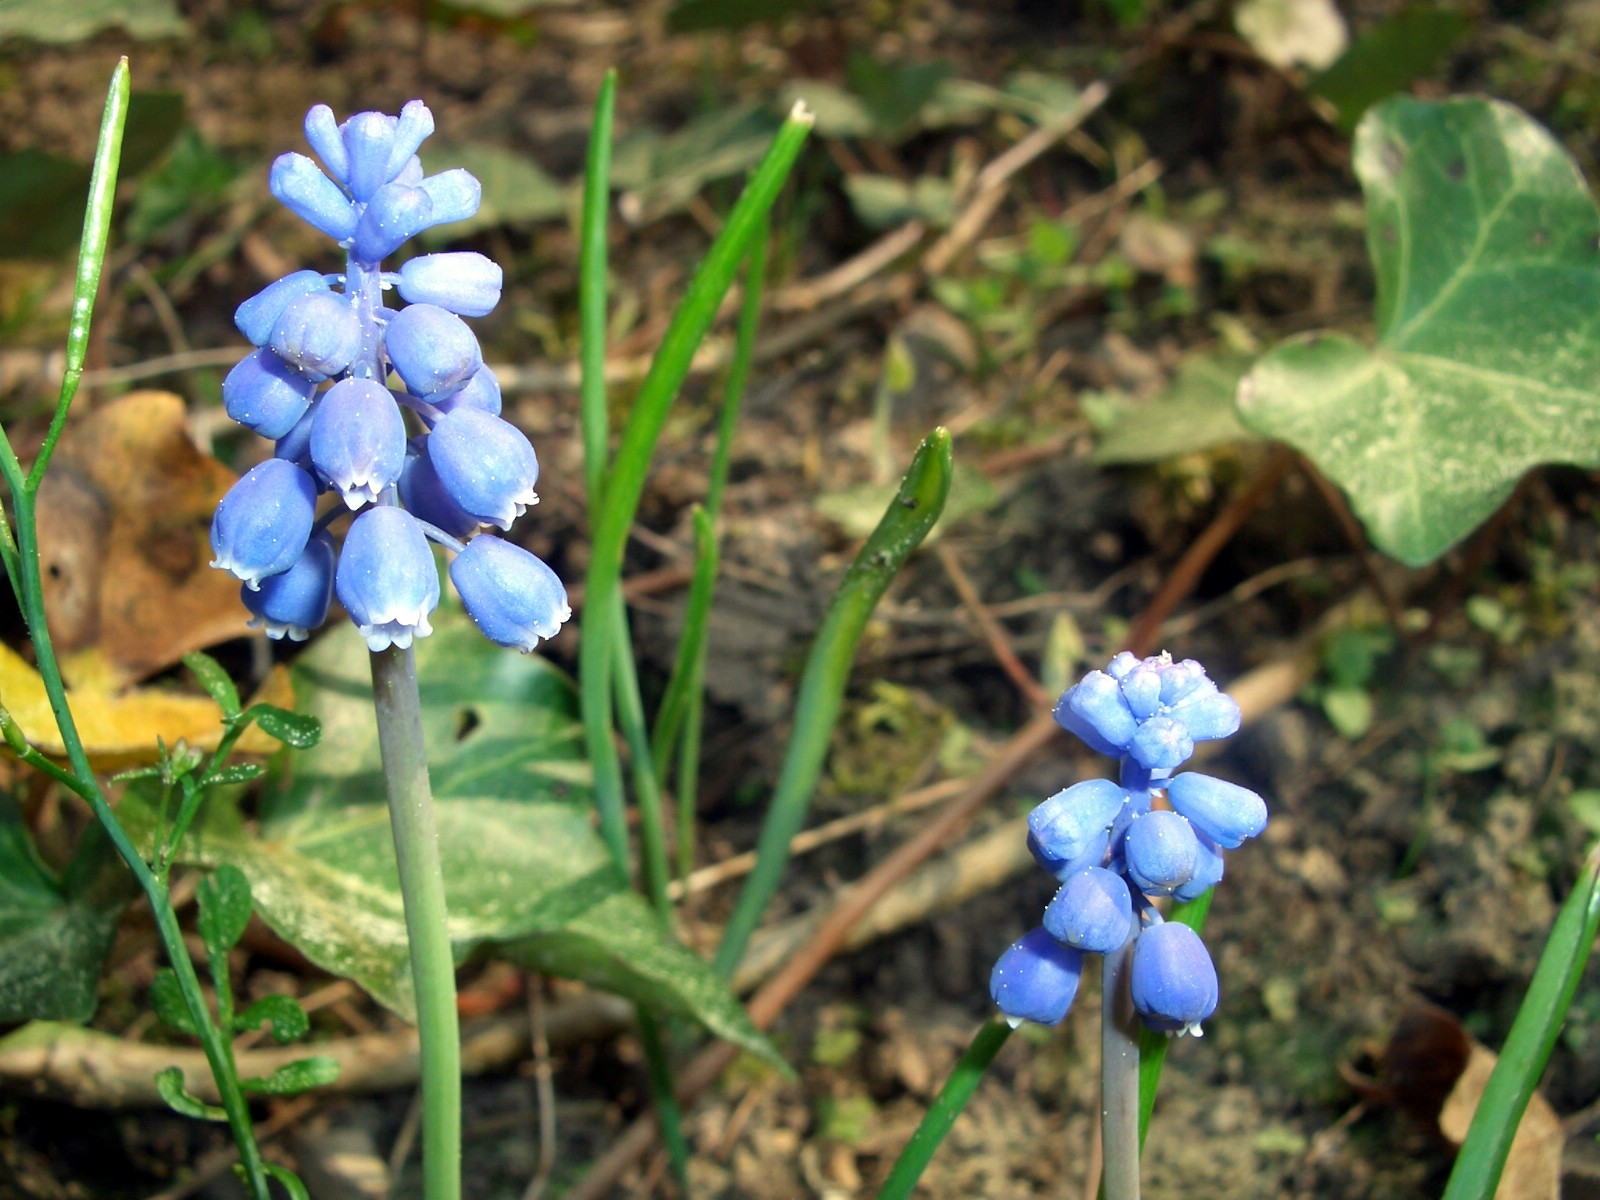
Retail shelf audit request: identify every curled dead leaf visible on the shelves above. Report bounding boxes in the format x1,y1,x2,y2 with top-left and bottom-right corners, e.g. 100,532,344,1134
1378,1005,1562,1200
34,390,251,691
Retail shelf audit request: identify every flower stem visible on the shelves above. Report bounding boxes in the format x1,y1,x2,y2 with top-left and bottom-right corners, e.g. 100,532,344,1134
1101,936,1142,1200
370,644,460,1200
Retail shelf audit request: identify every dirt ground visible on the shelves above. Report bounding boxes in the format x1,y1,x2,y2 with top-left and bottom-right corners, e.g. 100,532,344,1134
3,1,1600,1198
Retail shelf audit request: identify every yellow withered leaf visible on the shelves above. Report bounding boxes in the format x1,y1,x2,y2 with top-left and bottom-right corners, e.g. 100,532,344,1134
0,641,294,770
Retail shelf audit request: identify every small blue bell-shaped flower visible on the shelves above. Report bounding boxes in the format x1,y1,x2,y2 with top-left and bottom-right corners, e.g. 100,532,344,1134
1131,921,1219,1037
223,349,317,440
1043,867,1133,954
242,533,335,641
399,440,481,539
1056,670,1138,755
1127,714,1195,772
270,291,360,380
235,270,329,347
448,534,570,653
352,182,434,264
384,302,483,403
427,408,539,530
397,252,503,318
335,506,440,651
416,169,481,227
1121,810,1200,896
269,152,359,242
990,927,1084,1027
1166,772,1268,849
309,378,406,509
210,459,318,589
1028,778,1128,863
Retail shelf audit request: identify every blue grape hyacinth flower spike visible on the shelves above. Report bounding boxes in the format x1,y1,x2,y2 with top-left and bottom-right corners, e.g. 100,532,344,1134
208,99,570,654
990,652,1268,1035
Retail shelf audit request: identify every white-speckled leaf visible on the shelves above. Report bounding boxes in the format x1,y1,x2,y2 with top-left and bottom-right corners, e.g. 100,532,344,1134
0,798,131,1022
138,613,777,1065
1237,97,1600,566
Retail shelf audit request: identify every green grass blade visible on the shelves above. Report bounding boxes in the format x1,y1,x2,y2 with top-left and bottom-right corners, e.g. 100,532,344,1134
652,506,717,785
706,212,768,520
579,100,809,873
1136,888,1213,1144
30,58,130,491
579,69,617,509
649,217,770,789
875,1017,1013,1200
574,70,631,871
1441,841,1600,1200
712,428,954,979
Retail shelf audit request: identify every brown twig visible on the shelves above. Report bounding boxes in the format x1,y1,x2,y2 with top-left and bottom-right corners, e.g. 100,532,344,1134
1297,456,1406,633
936,542,1052,709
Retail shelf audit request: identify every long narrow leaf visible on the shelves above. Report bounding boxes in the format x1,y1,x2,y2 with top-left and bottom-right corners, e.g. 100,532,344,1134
579,102,811,872
1442,841,1600,1200
875,1018,1013,1200
712,428,954,979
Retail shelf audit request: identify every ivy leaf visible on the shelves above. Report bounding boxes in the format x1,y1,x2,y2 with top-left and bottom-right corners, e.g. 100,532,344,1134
130,613,781,1069
1238,97,1600,566
0,798,132,1022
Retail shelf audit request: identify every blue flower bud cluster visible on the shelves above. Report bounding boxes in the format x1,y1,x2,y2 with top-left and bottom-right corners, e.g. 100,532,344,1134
208,101,570,654
989,652,1268,1037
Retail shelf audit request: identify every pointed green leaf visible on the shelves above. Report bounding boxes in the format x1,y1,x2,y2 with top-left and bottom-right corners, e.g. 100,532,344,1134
148,614,780,1067
150,968,198,1035
155,1067,226,1121
0,797,129,1022
242,704,321,749
196,864,252,963
205,762,264,786
240,1055,339,1096
234,993,308,1044
183,651,240,718
1239,97,1600,566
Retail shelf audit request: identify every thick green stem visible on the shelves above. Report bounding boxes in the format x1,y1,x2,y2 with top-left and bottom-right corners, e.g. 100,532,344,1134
370,646,460,1200
1101,937,1141,1200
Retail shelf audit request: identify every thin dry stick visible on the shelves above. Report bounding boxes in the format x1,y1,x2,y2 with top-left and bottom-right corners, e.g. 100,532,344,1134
936,542,1052,710
520,977,559,1200
1124,446,1297,657
923,80,1113,277
1296,456,1406,633
667,775,969,899
563,709,1063,1200
386,1087,424,1183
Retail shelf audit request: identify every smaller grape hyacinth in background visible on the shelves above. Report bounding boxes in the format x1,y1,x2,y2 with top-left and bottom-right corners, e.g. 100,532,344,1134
208,100,570,654
990,652,1268,1036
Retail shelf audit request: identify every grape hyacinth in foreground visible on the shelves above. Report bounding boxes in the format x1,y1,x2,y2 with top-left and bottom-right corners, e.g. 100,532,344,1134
991,652,1268,1036
209,100,570,653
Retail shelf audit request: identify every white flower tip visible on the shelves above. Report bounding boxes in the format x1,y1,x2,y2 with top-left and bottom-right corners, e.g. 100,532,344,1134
788,98,815,126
